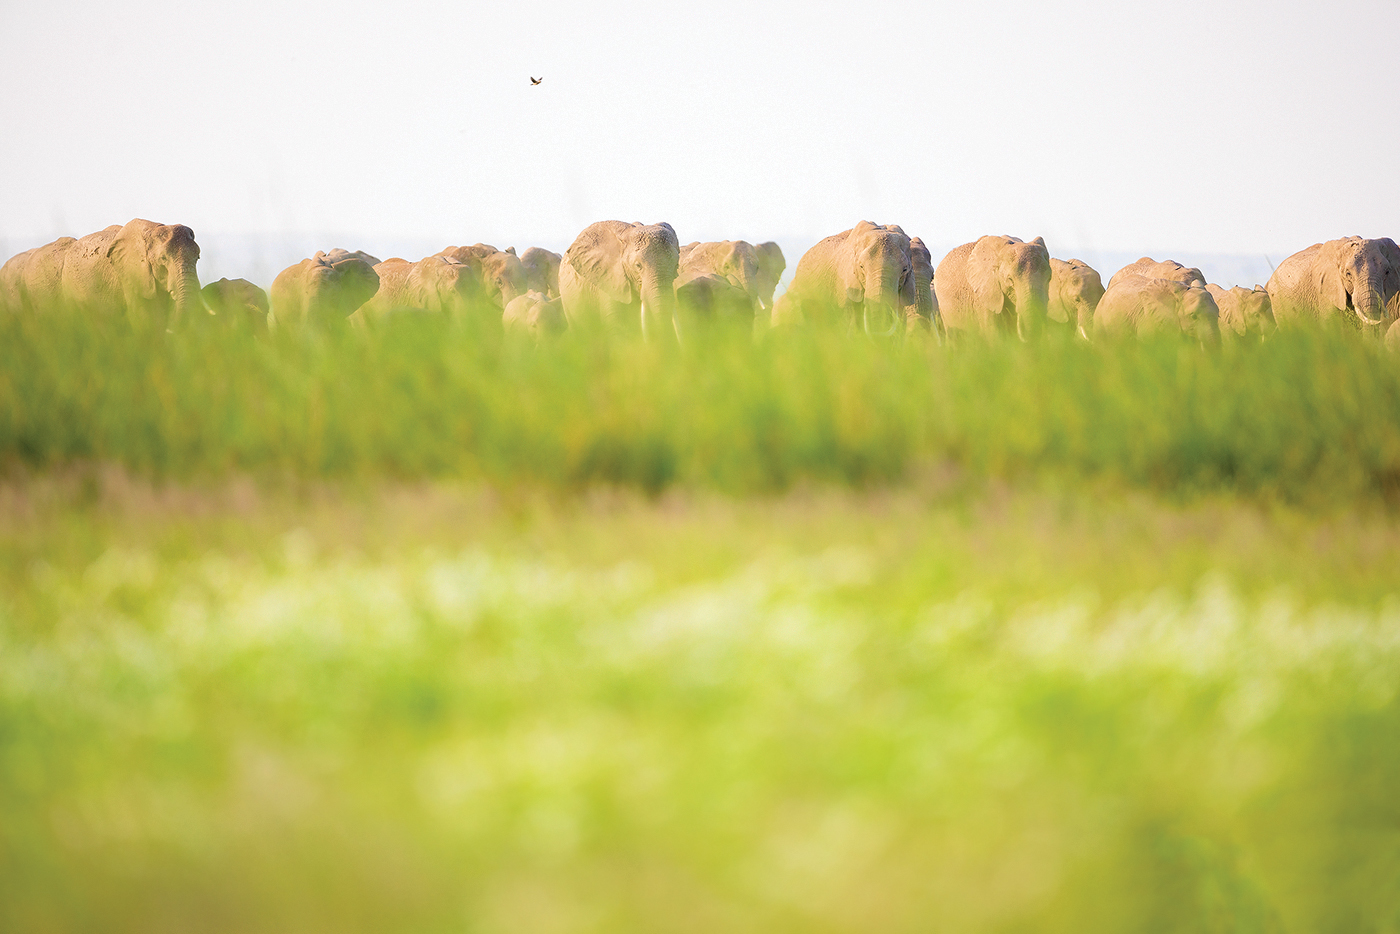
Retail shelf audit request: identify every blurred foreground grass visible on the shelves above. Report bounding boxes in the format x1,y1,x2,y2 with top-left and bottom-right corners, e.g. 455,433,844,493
3,307,1400,503
2,476,1399,932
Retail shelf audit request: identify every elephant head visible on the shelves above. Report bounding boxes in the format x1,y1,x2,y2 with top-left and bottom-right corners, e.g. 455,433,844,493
1049,258,1105,339
272,250,380,327
1096,275,1219,342
906,237,938,333
966,235,1052,340
679,240,767,315
675,273,756,326
436,244,528,311
519,247,562,299
1206,284,1275,339
105,219,202,328
562,220,681,339
838,221,915,336
1315,237,1400,327
753,241,786,311
503,290,567,338
202,277,269,329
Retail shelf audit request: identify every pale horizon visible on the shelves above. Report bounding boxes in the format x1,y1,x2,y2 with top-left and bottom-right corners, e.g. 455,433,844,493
2,0,1395,289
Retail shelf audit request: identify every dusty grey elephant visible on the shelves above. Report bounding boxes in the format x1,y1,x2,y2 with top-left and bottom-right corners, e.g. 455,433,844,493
935,235,1051,340
2,220,201,327
503,290,566,338
1094,274,1220,341
1206,284,1275,339
357,255,480,321
1266,237,1400,329
1107,257,1205,291
270,250,380,327
434,244,528,312
678,240,768,317
1048,258,1105,339
675,273,756,326
905,236,939,333
519,247,561,299
754,241,786,311
559,220,681,340
771,221,914,335
1,236,77,314
202,278,269,329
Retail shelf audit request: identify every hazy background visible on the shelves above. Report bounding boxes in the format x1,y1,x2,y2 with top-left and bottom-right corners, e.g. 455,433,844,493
1,0,1395,288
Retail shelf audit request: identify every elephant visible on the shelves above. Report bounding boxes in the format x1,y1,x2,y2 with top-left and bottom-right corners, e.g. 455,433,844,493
1107,257,1205,291
269,249,380,328
675,273,756,326
754,241,786,311
1387,320,1400,353
1,220,201,327
1,236,76,315
1048,258,1105,339
320,248,382,267
678,240,768,317
771,221,914,335
1094,274,1220,342
559,220,681,340
434,244,528,312
1206,284,1275,339
1266,237,1400,329
357,255,479,321
905,236,939,333
503,290,566,338
934,235,1051,340
519,247,562,299
202,277,269,329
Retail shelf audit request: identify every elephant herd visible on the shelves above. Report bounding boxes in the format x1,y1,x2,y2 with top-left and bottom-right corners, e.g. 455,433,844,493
4,217,1400,347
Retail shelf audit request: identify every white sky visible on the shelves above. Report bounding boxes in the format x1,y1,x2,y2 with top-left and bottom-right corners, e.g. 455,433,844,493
1,0,1396,286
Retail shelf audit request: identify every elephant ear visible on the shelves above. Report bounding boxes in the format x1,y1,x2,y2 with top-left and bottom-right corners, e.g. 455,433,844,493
505,246,516,255
966,245,1004,317
1314,244,1350,312
567,223,634,304
106,230,158,299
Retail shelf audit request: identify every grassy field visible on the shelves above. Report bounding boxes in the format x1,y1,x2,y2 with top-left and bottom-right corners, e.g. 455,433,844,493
2,308,1399,931
3,307,1400,502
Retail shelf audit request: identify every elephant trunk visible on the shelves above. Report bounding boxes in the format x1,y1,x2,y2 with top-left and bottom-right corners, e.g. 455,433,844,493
1014,281,1048,342
1354,282,1387,326
170,265,201,330
862,266,903,336
639,271,679,343
914,273,934,324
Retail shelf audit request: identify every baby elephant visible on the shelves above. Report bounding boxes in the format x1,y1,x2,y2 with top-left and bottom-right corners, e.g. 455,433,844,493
1206,284,1275,339
675,273,756,326
1048,259,1104,339
1095,275,1220,342
503,290,566,338
202,277,270,329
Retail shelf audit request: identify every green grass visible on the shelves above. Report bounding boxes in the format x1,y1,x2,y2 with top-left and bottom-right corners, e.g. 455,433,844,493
1,480,1399,932
2,306,1399,503
3,305,1400,930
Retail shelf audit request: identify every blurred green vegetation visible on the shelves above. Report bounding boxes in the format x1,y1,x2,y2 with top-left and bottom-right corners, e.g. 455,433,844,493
1,482,1398,932
2,305,1399,930
2,305,1399,503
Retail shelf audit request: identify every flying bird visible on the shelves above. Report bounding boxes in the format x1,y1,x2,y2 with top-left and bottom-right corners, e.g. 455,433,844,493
530,76,542,86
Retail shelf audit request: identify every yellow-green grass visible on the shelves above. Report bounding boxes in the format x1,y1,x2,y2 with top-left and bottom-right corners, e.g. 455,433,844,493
2,305,1399,503
3,305,1400,930
1,477,1399,932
